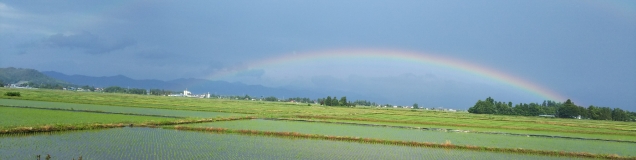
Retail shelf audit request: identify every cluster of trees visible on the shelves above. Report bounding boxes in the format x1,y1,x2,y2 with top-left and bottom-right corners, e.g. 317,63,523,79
223,94,383,107
213,94,311,102
148,89,174,96
4,91,21,97
286,97,314,103
468,97,636,121
103,86,147,95
213,95,250,100
318,96,352,107
263,96,279,101
33,84,66,89
352,100,379,106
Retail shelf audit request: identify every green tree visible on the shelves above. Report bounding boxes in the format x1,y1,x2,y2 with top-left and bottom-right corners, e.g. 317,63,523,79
628,111,636,121
599,107,613,120
612,108,628,121
557,99,580,118
339,96,347,106
264,96,278,101
495,102,513,115
528,103,545,116
513,103,529,116
325,96,332,106
468,100,496,114
413,103,419,109
331,96,339,107
588,105,601,120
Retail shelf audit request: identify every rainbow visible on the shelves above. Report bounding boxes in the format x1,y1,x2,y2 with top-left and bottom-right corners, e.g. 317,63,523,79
204,49,567,101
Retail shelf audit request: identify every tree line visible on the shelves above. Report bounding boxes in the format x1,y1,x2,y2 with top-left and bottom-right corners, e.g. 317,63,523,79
351,100,379,106
468,97,635,121
317,96,354,107
103,86,147,95
1,81,386,108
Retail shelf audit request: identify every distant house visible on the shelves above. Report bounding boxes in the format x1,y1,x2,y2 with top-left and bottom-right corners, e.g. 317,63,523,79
539,115,556,118
8,81,31,89
169,89,211,98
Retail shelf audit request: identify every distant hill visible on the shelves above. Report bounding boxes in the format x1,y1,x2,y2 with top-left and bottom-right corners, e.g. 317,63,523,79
2,68,384,103
0,67,70,85
42,71,173,89
41,71,329,99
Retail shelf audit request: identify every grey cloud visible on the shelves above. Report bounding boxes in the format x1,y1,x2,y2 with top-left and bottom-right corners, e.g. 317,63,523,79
43,31,136,54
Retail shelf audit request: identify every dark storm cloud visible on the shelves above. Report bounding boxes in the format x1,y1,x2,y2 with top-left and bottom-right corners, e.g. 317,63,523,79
1,0,634,110
42,32,136,54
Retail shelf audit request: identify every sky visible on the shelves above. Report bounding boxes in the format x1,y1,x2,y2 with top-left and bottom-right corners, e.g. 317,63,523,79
1,0,635,110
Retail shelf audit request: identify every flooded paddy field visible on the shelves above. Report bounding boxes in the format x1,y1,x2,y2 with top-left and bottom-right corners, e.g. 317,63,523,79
0,99,243,118
185,119,636,156
0,127,575,160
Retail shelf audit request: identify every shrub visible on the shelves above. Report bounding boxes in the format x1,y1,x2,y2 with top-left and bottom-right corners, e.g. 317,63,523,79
4,92,21,97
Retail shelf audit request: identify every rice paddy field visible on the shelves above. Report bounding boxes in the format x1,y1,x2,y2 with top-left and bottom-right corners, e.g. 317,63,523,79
184,119,636,156
1,87,635,159
0,99,243,118
0,127,574,160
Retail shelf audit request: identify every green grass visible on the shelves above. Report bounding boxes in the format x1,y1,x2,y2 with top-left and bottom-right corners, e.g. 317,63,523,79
184,119,636,156
0,99,245,118
2,87,635,139
0,107,175,129
2,87,636,159
308,118,636,142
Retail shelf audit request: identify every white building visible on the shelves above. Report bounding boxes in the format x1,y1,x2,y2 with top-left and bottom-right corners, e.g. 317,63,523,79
169,89,210,98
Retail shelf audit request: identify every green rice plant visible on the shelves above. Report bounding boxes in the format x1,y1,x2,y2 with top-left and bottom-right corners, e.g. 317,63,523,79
0,106,254,134
172,126,636,160
3,87,636,158
0,107,175,131
184,119,636,156
0,127,578,160
0,99,245,118
294,115,636,137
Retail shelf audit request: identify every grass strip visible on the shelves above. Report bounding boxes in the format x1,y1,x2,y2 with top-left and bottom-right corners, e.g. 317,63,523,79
1,105,185,118
269,118,636,144
170,126,636,160
294,115,636,136
0,116,255,134
370,112,632,132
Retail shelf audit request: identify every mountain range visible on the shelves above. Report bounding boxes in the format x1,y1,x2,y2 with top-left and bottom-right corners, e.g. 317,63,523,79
0,67,69,86
0,67,385,103
40,71,322,98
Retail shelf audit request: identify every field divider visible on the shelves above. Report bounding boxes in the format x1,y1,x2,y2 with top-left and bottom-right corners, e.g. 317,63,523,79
168,125,636,160
293,115,636,137
0,116,256,134
372,112,631,131
0,105,186,118
264,118,636,144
